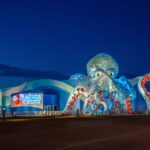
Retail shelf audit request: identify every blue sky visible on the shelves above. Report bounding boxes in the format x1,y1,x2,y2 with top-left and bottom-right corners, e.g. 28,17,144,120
0,0,149,77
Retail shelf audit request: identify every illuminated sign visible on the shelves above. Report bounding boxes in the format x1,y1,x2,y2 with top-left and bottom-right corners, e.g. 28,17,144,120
12,93,43,109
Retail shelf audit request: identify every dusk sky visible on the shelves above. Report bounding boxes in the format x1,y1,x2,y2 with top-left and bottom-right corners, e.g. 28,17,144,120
0,0,150,77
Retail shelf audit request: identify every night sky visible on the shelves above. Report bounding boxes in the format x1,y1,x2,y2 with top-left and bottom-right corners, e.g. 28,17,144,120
0,0,150,77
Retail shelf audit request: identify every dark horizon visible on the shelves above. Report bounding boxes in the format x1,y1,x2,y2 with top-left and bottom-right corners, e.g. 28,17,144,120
0,63,141,79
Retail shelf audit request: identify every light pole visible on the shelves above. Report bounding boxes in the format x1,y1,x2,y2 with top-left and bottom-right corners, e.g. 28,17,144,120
2,106,6,121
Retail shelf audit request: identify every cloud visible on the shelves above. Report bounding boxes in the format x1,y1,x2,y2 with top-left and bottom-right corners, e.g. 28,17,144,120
0,64,69,80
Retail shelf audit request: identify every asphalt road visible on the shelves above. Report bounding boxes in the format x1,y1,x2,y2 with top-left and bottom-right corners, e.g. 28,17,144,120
1,116,150,150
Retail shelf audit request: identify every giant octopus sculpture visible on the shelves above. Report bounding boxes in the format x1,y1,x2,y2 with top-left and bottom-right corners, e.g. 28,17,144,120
64,53,150,115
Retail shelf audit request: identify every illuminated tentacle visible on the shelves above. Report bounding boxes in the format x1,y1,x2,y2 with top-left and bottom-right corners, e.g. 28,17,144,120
69,93,83,112
83,97,107,115
64,86,87,113
125,97,132,114
138,73,150,111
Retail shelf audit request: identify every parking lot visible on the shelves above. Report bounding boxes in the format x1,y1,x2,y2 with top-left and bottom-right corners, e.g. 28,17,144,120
0,115,150,150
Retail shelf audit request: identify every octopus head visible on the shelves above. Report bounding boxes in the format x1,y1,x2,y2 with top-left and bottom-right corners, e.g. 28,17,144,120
87,53,119,79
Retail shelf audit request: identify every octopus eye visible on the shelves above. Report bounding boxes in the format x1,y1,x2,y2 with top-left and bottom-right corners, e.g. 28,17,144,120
97,73,99,77
81,88,84,92
77,88,80,91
